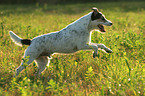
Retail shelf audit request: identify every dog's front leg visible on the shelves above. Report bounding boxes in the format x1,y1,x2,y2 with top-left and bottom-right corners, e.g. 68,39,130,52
78,44,98,58
97,44,113,53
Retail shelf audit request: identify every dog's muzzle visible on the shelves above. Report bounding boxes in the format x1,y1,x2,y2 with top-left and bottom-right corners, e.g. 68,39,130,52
103,20,113,26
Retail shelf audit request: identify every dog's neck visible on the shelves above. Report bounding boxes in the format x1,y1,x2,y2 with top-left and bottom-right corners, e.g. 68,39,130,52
88,23,99,32
64,12,92,32
60,12,100,35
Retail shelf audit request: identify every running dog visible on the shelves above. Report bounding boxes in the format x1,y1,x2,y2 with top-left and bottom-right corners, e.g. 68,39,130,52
9,8,113,76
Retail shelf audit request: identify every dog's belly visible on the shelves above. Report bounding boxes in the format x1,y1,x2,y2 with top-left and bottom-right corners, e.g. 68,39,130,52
52,45,78,54
40,45,78,57
58,46,78,53
40,51,52,57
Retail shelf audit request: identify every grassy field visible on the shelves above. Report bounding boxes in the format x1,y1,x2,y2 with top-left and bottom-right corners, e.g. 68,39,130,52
0,1,145,96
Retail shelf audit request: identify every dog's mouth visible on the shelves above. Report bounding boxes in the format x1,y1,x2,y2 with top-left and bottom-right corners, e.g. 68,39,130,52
97,24,105,32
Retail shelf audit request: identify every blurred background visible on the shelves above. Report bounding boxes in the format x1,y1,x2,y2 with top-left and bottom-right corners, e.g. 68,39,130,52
0,0,144,4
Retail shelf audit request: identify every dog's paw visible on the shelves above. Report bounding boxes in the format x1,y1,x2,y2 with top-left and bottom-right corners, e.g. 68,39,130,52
106,49,113,53
93,52,99,58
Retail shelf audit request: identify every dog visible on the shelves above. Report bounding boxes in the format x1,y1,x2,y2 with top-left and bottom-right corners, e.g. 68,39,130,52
9,8,113,76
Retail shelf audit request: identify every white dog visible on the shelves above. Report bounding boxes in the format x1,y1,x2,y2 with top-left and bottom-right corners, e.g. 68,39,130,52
9,8,113,76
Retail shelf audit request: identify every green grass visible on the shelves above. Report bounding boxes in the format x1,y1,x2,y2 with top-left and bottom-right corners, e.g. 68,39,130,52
0,1,145,96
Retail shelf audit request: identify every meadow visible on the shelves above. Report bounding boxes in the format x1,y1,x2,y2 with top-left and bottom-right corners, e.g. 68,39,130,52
0,1,145,96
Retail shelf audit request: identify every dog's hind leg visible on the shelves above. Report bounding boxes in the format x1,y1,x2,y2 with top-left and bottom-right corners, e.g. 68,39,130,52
16,57,35,76
16,46,43,76
34,56,50,76
97,44,113,53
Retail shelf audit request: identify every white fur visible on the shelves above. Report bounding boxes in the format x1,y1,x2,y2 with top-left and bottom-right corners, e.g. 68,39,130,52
9,31,23,46
10,12,112,76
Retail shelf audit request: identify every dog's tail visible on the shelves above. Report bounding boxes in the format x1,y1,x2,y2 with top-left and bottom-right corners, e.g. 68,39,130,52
9,31,31,46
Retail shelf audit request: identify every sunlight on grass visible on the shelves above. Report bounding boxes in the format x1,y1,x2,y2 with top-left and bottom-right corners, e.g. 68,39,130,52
0,1,145,95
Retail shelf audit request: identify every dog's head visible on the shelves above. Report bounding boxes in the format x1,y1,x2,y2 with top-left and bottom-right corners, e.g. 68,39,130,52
90,7,112,32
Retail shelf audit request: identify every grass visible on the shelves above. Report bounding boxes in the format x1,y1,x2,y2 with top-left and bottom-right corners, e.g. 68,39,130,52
0,1,145,96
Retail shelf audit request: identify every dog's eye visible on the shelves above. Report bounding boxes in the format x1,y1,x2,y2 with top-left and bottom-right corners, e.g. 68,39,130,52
91,12,102,20
96,13,102,19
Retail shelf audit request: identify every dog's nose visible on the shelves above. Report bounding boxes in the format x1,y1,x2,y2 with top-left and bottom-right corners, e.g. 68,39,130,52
110,22,113,25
